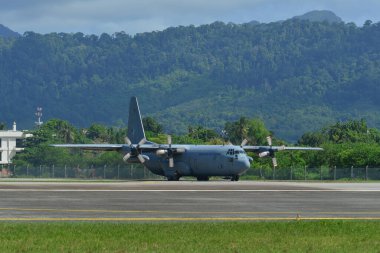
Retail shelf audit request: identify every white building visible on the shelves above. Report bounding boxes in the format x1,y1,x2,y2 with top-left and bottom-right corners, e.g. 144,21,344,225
0,122,32,165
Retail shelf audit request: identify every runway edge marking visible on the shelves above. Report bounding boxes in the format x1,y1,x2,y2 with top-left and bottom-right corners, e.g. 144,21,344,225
1,217,380,221
1,207,380,215
1,189,380,192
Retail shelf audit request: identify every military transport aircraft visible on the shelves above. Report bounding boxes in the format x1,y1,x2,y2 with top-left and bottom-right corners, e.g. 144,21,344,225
52,97,322,181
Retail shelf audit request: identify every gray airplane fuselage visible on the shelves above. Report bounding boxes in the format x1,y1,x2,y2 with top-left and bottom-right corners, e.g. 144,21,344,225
131,145,251,178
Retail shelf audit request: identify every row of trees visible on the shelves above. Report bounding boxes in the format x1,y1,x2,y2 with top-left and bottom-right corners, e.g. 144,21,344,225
11,117,380,170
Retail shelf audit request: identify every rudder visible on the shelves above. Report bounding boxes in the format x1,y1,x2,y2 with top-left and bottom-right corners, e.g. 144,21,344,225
127,96,146,143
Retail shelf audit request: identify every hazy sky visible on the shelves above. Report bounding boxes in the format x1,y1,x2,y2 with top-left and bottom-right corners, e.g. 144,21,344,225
1,0,379,35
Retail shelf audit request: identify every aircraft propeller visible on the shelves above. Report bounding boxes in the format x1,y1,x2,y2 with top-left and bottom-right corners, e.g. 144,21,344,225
257,136,285,168
123,137,147,163
155,135,186,168
167,135,174,167
239,137,277,167
240,139,248,147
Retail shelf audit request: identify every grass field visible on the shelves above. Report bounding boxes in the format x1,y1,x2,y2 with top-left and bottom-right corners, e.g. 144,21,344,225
0,221,379,252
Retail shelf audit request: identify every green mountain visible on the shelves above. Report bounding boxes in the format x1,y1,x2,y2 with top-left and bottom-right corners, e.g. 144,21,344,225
292,10,343,23
0,24,20,38
0,14,379,141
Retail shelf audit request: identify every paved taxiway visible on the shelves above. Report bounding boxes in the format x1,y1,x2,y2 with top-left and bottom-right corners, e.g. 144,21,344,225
0,181,379,221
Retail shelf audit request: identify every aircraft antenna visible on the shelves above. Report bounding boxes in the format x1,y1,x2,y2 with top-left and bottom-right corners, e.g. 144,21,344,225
35,107,43,128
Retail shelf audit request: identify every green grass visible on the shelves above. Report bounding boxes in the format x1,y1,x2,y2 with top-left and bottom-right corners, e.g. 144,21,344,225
0,221,379,252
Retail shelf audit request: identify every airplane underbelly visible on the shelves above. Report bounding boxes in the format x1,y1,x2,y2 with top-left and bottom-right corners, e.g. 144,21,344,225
191,154,230,176
175,162,192,176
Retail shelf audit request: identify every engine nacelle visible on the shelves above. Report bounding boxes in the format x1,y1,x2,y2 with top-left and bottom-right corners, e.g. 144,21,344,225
259,151,270,158
156,149,167,156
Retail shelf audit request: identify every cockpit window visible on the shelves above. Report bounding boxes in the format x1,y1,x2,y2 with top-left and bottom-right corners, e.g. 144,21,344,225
227,149,246,155
227,148,246,155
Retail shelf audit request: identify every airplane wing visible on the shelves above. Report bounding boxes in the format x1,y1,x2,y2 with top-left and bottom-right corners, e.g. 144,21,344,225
243,146,323,153
50,144,124,151
50,143,179,152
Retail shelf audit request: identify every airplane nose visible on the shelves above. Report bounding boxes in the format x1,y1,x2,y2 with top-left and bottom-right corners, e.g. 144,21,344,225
243,158,251,169
237,157,251,171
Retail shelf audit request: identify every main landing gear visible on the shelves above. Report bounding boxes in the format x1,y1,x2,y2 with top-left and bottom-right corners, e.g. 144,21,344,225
166,172,181,181
167,175,180,181
231,175,240,181
196,176,209,181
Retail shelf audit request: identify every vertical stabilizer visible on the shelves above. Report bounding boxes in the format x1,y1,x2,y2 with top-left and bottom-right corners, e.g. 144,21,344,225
127,97,146,143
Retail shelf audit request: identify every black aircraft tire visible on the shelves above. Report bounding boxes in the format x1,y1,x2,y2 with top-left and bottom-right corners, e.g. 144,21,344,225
167,175,180,181
231,175,240,181
196,176,209,181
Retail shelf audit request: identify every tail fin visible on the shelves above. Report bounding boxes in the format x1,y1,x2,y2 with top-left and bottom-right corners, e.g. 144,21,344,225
127,97,146,143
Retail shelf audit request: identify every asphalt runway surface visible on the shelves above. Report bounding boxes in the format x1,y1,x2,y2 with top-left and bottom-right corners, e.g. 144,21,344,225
0,180,379,221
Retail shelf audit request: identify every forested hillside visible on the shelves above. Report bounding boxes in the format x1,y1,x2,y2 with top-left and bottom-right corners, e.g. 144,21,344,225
1,16,380,141
0,24,20,38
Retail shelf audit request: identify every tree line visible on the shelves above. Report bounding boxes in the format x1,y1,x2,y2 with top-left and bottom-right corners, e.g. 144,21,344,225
11,117,380,170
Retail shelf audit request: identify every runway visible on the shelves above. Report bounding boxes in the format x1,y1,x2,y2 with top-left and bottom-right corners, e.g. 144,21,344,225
0,180,379,221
